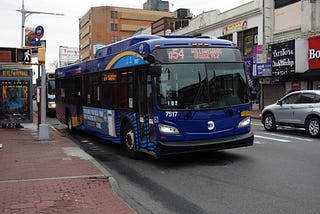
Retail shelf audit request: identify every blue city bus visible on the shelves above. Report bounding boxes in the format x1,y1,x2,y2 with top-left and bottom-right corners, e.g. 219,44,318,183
36,71,56,116
55,35,253,158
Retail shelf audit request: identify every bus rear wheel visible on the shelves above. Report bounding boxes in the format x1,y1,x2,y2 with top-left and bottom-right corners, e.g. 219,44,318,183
121,123,140,159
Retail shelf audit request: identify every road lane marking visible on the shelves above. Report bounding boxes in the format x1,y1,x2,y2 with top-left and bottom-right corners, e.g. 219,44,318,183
254,134,291,142
251,122,262,126
254,131,314,142
254,141,264,144
264,132,313,142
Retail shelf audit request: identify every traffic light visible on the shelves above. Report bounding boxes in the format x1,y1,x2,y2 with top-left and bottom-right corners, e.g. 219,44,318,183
38,47,46,63
16,48,32,63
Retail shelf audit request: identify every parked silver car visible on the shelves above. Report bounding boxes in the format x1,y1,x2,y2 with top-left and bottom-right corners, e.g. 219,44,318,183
261,90,320,138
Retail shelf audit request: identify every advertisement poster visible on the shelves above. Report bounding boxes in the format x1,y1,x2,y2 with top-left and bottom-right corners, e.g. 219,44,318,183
83,106,116,137
25,27,36,47
0,68,32,124
244,57,254,90
252,44,272,77
0,80,30,123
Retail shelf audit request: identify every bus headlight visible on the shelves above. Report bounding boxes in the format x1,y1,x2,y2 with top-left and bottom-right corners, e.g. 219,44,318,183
158,124,180,135
48,102,56,108
238,117,250,128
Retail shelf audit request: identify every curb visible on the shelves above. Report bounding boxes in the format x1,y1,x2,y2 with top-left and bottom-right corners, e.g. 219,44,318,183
49,123,112,178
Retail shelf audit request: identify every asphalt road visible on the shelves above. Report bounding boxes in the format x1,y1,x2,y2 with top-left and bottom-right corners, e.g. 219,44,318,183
50,117,320,214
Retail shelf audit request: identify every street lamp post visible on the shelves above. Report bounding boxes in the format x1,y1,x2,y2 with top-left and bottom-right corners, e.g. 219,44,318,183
16,0,64,47
16,0,63,140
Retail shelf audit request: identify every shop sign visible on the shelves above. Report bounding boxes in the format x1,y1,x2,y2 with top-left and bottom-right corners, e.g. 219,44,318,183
252,44,272,77
222,20,247,35
244,57,254,90
270,40,295,77
308,35,320,69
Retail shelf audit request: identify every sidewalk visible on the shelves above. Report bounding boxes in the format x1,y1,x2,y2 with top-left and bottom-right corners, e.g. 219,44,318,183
251,109,262,119
0,116,137,213
0,108,261,213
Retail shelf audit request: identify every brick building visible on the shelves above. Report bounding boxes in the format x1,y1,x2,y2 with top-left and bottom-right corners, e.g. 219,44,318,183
79,6,172,61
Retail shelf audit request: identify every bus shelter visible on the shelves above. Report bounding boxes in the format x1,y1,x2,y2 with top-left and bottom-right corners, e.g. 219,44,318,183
0,64,33,125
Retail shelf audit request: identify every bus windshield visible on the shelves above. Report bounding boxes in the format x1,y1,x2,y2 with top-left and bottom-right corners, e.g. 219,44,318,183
48,80,55,95
155,63,249,110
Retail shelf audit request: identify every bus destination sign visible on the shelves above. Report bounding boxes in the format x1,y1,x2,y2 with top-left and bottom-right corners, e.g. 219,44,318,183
154,47,241,63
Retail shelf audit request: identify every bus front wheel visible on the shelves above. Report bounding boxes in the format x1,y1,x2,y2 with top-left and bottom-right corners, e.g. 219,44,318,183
121,123,140,159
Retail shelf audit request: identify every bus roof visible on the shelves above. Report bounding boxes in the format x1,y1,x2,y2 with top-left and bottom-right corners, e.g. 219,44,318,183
94,35,234,59
56,35,236,78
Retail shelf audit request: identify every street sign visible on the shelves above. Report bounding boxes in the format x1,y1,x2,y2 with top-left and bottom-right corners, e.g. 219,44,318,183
30,40,41,46
35,25,44,40
29,40,46,54
16,48,32,63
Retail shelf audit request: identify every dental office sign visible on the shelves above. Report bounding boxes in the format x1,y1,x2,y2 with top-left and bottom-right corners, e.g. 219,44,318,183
308,35,320,69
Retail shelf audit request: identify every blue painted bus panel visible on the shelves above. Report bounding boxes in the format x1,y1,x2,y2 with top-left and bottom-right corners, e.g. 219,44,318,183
152,105,250,142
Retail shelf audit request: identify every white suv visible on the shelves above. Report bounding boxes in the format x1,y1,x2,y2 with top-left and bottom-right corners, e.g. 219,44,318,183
261,90,320,138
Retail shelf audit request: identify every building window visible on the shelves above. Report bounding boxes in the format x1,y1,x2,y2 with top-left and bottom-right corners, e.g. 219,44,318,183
275,0,300,9
111,36,118,43
237,27,258,58
111,11,118,19
219,34,233,42
111,23,118,31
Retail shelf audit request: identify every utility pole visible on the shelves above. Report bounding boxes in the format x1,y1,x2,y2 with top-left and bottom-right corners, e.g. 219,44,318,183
16,0,63,140
16,0,64,47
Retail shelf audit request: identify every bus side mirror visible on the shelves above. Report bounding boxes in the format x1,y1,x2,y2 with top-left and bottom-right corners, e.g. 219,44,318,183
144,54,156,63
149,64,161,77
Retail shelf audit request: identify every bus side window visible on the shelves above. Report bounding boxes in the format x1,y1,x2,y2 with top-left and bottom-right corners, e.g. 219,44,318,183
92,84,100,107
101,83,117,108
84,74,100,107
119,71,133,109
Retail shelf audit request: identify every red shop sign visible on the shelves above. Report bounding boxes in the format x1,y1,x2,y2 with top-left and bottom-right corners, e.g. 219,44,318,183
308,35,320,69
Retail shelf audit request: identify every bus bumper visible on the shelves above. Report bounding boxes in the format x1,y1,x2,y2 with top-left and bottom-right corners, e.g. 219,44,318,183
157,131,254,156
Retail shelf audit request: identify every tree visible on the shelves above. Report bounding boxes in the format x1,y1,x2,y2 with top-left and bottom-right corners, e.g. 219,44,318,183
50,60,59,70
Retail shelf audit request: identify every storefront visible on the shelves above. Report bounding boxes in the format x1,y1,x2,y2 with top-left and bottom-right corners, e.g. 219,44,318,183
301,35,320,90
258,39,309,108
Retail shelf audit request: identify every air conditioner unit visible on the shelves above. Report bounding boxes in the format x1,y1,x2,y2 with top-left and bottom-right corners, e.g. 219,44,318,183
174,8,190,18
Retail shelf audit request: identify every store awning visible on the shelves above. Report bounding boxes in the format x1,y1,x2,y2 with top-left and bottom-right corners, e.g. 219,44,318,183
299,69,320,79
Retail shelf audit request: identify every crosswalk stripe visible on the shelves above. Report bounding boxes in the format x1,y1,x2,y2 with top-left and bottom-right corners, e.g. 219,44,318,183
262,132,314,142
254,134,291,142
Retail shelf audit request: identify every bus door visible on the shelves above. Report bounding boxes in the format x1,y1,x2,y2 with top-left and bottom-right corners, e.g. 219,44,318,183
75,76,82,112
135,68,156,153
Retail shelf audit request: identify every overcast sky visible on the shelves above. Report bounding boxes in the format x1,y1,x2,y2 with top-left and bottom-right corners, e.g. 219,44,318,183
0,0,251,69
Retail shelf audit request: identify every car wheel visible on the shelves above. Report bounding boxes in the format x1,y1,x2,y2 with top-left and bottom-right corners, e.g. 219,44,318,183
263,113,276,131
121,123,141,159
306,117,320,138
